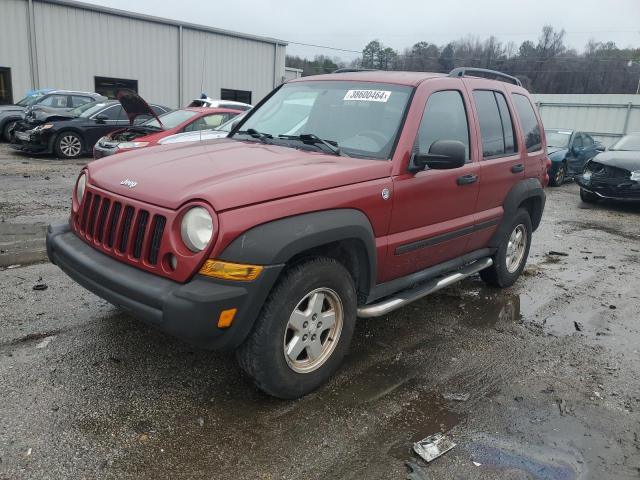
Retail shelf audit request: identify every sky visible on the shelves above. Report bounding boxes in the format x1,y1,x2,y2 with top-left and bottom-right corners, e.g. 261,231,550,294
80,0,640,62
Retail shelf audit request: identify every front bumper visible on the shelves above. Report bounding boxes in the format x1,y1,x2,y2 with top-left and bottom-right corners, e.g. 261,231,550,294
10,128,51,153
576,175,640,202
47,223,283,350
93,141,118,159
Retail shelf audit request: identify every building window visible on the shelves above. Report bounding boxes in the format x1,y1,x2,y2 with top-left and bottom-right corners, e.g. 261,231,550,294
0,67,13,105
94,76,138,99
221,88,252,105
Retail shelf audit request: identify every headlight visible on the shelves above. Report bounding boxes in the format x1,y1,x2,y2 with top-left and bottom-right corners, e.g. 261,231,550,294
117,141,149,149
181,207,213,252
631,170,640,182
76,173,87,204
33,123,54,132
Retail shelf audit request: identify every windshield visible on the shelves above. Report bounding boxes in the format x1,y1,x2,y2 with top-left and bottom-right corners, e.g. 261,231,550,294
218,111,247,132
144,109,198,129
234,81,413,159
16,95,45,107
72,102,110,118
609,134,640,152
545,130,571,148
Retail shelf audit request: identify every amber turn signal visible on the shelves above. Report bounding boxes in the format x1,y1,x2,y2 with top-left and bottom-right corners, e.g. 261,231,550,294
199,259,263,281
217,308,237,328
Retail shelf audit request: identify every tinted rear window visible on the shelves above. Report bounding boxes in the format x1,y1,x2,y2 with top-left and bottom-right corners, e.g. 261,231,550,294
473,90,515,158
512,94,542,152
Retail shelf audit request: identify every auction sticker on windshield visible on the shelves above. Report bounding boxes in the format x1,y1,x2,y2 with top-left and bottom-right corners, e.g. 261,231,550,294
344,90,391,102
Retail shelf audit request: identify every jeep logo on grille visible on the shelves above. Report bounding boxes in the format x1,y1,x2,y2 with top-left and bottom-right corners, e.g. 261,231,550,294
120,178,138,189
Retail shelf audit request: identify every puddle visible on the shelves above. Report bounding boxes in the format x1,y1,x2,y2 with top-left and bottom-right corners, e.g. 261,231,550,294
464,434,584,480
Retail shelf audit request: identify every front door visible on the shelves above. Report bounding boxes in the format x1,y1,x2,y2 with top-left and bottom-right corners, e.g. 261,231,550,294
385,83,480,280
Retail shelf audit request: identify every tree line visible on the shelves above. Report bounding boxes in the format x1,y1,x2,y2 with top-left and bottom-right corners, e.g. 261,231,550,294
286,27,640,94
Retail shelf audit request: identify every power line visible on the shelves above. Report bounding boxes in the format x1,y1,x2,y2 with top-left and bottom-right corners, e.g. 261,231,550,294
286,41,361,54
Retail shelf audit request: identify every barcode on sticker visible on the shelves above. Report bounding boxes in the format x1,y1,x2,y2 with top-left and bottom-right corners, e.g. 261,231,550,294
343,90,391,102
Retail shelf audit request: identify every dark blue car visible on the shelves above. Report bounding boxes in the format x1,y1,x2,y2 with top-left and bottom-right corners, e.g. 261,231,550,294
545,129,604,186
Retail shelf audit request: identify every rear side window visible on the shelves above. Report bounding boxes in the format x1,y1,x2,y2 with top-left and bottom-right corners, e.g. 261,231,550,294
473,90,516,158
417,90,470,161
512,94,542,152
71,95,92,107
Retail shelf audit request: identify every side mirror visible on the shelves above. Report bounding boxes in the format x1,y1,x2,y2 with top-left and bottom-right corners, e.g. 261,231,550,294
595,142,605,152
94,115,108,124
409,140,466,173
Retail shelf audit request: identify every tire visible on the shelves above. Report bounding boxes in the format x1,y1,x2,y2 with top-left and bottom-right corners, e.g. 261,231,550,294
236,257,357,399
54,131,84,159
3,120,18,142
548,163,566,186
480,209,532,288
580,188,598,204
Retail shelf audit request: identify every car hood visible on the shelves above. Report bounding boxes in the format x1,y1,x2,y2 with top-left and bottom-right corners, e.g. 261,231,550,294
88,139,391,211
547,147,568,161
117,90,161,125
160,129,228,145
25,108,77,124
0,105,25,114
590,151,640,172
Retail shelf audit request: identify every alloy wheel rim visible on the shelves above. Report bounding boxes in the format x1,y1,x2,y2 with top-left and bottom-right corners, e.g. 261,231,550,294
283,287,344,374
60,136,81,157
555,166,565,184
505,224,527,273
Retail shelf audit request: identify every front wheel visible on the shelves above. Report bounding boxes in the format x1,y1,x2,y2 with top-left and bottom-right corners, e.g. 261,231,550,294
3,120,18,142
481,209,532,288
54,131,84,159
548,163,566,186
236,258,357,399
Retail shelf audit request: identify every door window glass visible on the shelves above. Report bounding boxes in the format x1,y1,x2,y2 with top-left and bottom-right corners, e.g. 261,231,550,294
37,94,69,108
495,93,516,154
417,90,470,161
473,90,512,158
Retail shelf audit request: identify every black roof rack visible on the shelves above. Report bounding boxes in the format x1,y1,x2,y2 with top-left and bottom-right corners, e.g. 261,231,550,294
448,67,522,87
332,68,378,73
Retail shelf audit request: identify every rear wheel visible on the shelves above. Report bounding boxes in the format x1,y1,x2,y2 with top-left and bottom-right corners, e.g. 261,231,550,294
580,188,598,204
3,120,18,142
549,163,566,186
481,209,532,288
236,258,357,399
54,131,83,159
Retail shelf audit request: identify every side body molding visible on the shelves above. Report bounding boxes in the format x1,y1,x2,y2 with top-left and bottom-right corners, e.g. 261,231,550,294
219,209,378,294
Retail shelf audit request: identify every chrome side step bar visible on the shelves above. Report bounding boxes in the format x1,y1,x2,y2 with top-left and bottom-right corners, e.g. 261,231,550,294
357,258,493,318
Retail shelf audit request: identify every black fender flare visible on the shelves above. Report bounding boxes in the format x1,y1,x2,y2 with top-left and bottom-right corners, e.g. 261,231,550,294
489,178,546,248
219,209,377,294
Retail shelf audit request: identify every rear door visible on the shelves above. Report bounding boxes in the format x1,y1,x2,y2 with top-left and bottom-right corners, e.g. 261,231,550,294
464,80,524,251
385,79,480,280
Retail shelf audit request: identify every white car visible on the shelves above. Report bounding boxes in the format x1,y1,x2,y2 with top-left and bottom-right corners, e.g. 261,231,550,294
158,111,247,145
187,96,252,111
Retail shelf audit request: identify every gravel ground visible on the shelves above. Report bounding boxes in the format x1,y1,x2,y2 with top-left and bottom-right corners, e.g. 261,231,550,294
1,143,640,479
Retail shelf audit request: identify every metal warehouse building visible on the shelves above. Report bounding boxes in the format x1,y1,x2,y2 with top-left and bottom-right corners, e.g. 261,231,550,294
0,0,287,108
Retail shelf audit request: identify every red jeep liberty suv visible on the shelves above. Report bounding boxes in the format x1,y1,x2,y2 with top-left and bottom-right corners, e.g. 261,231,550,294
47,68,549,399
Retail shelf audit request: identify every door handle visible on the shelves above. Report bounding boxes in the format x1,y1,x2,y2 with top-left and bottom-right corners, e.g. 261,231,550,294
511,164,524,173
457,174,478,185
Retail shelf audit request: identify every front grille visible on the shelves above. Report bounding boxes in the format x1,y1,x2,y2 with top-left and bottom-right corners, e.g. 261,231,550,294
590,162,630,179
76,191,166,266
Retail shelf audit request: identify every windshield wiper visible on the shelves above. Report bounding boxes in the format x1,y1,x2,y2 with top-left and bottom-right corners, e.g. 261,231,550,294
278,133,345,156
236,128,273,144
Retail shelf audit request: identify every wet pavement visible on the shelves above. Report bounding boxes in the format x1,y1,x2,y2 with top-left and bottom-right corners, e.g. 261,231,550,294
1,143,640,479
